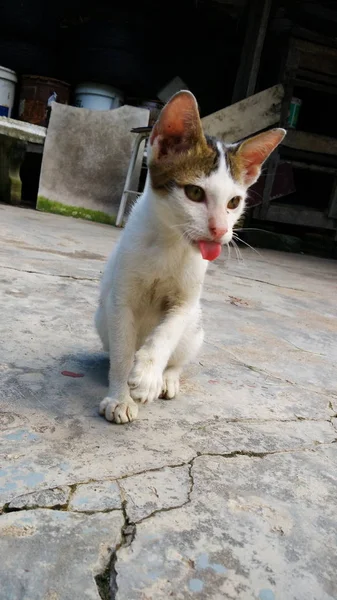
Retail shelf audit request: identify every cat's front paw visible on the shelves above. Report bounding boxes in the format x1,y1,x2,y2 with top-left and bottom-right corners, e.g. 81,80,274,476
160,367,180,400
128,353,163,404
99,396,138,424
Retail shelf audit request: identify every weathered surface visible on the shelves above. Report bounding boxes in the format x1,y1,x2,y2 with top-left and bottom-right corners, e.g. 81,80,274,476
37,103,149,223
69,480,121,512
0,116,46,144
8,486,71,510
0,204,336,598
119,466,191,522
0,509,123,599
117,449,337,600
202,84,284,143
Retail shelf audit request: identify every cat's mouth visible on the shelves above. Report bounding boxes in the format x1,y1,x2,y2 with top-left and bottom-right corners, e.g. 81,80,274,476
197,240,222,261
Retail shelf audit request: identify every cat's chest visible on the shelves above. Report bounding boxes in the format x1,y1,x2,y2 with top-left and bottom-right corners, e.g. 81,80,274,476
133,270,202,315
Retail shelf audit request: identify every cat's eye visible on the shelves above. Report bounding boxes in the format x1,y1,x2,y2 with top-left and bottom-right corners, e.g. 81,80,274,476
227,196,241,209
184,185,205,203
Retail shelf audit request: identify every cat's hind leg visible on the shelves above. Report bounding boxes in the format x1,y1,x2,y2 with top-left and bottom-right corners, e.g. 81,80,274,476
161,319,204,400
95,304,109,352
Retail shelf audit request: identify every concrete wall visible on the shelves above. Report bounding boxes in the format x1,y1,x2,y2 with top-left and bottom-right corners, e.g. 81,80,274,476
37,103,149,224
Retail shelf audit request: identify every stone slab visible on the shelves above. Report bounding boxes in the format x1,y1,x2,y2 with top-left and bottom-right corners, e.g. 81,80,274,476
0,205,337,598
0,509,123,600
37,103,149,223
8,486,71,510
119,466,190,522
69,480,121,512
116,448,337,600
0,117,46,144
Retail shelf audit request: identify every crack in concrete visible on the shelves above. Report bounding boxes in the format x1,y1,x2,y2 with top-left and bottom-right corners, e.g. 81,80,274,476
2,442,337,596
205,340,337,400
104,465,195,599
192,417,334,429
0,265,99,281
222,271,312,293
2,435,337,517
97,496,136,600
104,440,337,597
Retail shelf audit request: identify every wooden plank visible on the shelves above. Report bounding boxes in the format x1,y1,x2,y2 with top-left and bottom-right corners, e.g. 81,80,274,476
293,78,337,96
258,151,279,219
202,84,284,144
294,26,337,50
279,39,300,128
260,203,336,229
283,160,337,174
232,0,272,103
282,130,337,156
328,177,337,219
295,39,337,77
297,68,337,87
281,147,337,168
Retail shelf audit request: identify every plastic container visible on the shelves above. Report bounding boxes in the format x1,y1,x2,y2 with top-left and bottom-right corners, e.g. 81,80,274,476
0,65,17,117
19,75,70,126
74,83,123,111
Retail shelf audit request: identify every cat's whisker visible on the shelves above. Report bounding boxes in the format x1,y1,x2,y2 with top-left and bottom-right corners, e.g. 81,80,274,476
233,234,262,258
224,242,231,263
169,221,194,230
234,227,269,233
231,239,244,263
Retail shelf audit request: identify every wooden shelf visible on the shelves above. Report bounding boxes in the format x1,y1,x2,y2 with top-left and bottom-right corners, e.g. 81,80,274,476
260,203,336,229
282,130,337,156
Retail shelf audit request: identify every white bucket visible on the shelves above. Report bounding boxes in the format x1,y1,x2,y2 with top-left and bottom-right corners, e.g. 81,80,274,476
0,65,17,118
74,82,123,111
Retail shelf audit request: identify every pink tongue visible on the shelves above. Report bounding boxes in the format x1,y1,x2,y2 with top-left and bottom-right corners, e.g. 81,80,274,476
198,241,222,261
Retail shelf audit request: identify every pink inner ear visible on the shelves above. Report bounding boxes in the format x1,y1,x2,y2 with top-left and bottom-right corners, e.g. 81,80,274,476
240,129,286,169
150,92,200,145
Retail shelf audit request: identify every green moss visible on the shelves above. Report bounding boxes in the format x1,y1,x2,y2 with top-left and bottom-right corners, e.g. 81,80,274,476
10,178,22,205
37,197,116,226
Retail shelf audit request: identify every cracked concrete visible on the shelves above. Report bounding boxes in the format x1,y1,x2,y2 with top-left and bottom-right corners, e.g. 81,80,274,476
0,205,337,599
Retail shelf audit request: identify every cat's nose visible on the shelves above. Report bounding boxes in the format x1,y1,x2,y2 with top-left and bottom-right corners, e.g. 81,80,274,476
208,223,228,240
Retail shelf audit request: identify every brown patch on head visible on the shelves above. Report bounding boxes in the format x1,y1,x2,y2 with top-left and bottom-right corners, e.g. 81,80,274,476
226,145,245,185
149,91,219,190
150,137,219,190
225,128,286,188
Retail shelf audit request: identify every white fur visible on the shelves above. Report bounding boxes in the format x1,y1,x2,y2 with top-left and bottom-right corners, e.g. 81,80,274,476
96,144,246,423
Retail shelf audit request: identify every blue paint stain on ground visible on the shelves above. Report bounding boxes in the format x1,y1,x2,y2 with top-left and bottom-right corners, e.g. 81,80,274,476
196,553,209,569
147,571,160,581
21,472,45,487
59,463,70,472
189,579,204,593
211,563,228,575
4,430,38,442
0,463,45,493
196,553,227,575
73,496,90,506
259,589,275,600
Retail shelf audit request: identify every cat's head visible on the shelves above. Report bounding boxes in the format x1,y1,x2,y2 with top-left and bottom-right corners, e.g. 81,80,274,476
147,91,285,260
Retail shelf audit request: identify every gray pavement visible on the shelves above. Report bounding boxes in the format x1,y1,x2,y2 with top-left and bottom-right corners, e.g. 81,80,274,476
0,204,336,600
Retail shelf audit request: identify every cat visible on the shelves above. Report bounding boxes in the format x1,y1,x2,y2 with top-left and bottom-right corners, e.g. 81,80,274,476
95,90,285,424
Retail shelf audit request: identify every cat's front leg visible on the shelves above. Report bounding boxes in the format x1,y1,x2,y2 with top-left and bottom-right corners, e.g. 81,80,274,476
99,303,138,424
128,305,191,403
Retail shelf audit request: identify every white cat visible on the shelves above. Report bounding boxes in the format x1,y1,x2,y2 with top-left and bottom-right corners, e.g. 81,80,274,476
96,91,285,424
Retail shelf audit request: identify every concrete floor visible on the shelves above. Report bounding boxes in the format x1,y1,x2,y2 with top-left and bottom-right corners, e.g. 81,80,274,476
0,204,336,600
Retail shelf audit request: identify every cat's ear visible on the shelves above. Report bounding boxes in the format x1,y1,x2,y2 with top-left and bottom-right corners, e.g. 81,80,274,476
233,128,286,186
150,91,206,158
